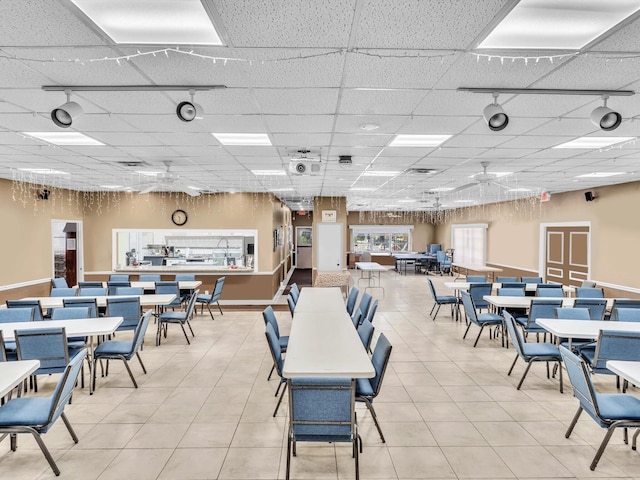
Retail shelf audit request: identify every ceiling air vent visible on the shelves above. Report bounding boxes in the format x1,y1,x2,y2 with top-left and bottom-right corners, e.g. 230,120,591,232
407,168,437,175
338,155,352,165
117,161,148,168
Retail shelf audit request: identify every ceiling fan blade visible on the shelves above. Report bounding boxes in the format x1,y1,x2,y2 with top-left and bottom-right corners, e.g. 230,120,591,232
449,182,477,194
181,187,201,197
138,183,161,194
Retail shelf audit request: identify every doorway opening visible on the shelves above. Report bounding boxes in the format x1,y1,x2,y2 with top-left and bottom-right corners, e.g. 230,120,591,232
52,220,84,286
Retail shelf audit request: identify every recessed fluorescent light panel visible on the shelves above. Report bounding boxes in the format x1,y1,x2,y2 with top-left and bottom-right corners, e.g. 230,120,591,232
101,185,123,189
553,137,635,149
389,134,451,147
269,188,294,192
350,187,375,191
478,0,640,50
362,171,400,177
19,168,68,175
507,188,531,192
70,0,223,45
430,187,454,192
22,132,104,146
576,172,625,178
251,170,286,176
397,199,417,203
212,133,272,146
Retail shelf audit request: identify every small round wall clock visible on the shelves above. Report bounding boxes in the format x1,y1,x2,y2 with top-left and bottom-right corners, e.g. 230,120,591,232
171,209,188,226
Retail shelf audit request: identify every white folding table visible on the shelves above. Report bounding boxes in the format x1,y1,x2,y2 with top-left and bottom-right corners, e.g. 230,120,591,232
21,294,177,309
451,263,503,281
536,318,640,349
355,262,388,296
0,360,39,397
292,287,348,314
606,361,640,385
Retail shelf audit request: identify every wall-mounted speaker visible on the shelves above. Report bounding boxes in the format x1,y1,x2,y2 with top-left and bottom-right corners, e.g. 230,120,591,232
38,189,51,200
585,191,595,202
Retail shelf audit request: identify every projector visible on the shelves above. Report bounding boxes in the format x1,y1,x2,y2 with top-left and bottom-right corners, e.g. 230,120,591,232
289,160,321,175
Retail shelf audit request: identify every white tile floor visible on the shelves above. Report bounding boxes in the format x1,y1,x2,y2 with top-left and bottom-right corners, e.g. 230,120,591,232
3,273,640,479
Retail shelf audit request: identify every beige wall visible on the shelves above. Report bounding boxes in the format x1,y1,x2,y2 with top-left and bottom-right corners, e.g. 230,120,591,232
434,181,640,288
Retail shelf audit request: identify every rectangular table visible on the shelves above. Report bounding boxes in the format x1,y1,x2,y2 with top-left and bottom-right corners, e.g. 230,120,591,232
130,280,202,292
355,262,389,295
484,295,615,311
284,288,374,378
536,318,640,349
452,263,503,281
393,253,435,275
447,282,573,294
20,294,177,309
0,360,39,397
606,361,640,385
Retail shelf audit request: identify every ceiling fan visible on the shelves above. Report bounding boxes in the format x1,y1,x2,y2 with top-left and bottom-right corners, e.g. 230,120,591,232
450,161,510,194
136,161,201,197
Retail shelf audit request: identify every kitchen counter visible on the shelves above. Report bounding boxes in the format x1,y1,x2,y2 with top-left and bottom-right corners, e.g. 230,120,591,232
115,265,254,273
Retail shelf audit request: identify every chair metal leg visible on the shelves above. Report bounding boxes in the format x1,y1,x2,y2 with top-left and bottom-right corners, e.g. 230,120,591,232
361,397,385,442
473,325,485,347
591,425,618,470
508,355,519,376
432,304,441,319
273,381,287,417
179,323,191,345
136,352,147,374
28,428,60,476
516,361,534,390
565,406,583,438
286,434,292,480
216,301,223,315
186,319,195,336
267,364,275,381
60,412,79,443
206,304,214,320
121,357,138,388
632,428,640,450
463,322,472,339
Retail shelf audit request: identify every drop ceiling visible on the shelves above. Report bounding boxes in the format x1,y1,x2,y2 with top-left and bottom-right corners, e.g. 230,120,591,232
1,0,640,211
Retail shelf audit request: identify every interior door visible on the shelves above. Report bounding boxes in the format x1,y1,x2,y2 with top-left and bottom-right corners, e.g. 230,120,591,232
544,225,590,286
296,227,312,269
316,223,343,271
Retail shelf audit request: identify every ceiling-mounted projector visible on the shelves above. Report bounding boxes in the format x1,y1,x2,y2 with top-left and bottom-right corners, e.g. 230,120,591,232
289,160,321,175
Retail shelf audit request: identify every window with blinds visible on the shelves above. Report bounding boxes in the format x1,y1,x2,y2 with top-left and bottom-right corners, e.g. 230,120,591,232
451,224,487,265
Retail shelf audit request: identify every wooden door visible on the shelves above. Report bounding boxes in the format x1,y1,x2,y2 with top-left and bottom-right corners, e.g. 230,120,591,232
545,225,589,286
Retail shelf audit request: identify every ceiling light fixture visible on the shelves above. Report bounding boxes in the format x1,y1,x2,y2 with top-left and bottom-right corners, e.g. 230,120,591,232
360,123,380,131
51,89,84,128
176,89,203,122
553,137,634,149
483,92,509,131
590,94,621,131
389,134,451,147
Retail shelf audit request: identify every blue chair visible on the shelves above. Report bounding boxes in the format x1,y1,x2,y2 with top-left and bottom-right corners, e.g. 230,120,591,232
0,330,7,363
289,283,300,304
262,306,288,380
357,318,374,352
155,281,183,311
574,298,607,320
555,307,591,320
365,299,379,324
559,345,640,471
62,297,98,318
106,296,141,332
610,299,640,321
466,275,486,283
286,377,359,480
614,308,640,322
503,312,563,393
287,293,296,317
496,276,518,283
436,250,452,275
575,287,605,298
356,333,392,442
497,286,526,318
79,287,107,297
468,282,492,312
536,283,564,297
264,323,287,417
579,330,640,390
109,274,129,282
156,290,199,346
138,274,161,283
50,288,78,297
0,348,87,476
175,274,195,282
107,281,130,295
426,278,458,320
357,291,373,319
115,287,143,296
195,276,225,320
92,310,153,390
346,287,359,316
351,309,363,328
460,291,502,347
500,282,526,290
521,276,543,284
6,300,44,321
77,281,103,289
51,277,69,289
518,298,563,341
0,308,33,323
51,307,91,350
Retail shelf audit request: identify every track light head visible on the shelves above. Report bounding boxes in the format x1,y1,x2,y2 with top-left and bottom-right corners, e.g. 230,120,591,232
51,100,84,128
590,105,621,131
176,101,203,122
483,98,509,131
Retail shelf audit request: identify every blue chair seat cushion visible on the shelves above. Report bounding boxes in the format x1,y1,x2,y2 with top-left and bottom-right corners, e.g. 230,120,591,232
196,294,212,302
476,313,502,324
435,295,458,304
67,340,87,349
117,319,140,330
159,312,188,322
0,397,53,427
94,340,133,356
355,377,374,397
521,342,561,359
596,393,640,420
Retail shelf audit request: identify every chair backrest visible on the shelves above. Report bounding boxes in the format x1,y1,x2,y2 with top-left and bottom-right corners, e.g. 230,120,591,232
79,287,107,297
611,299,640,320
6,300,44,321
357,318,374,351
51,277,69,289
0,331,5,361
50,287,78,297
496,276,518,283
107,281,130,295
527,298,563,328
346,287,359,315
289,285,300,304
138,274,161,282
288,377,354,442
558,345,600,423
574,298,607,320
521,276,543,284
366,299,379,324
614,308,640,322
468,283,492,307
155,281,180,296
184,289,200,317
500,282,526,290
51,306,91,320
503,311,526,359
78,281,104,289
130,310,153,355
466,275,487,283
115,287,144,296
290,283,300,296
369,333,392,395
265,323,284,377
15,327,70,373
357,292,373,318
592,330,640,371
262,306,281,338
287,293,296,316
63,297,98,317
48,348,88,428
360,252,372,262
575,287,604,298
555,307,591,320
351,309,362,328
581,280,597,288
106,296,141,323
175,274,195,282
426,278,439,302
436,250,449,263
427,244,442,254
109,274,129,282
211,276,225,302
0,307,33,323
460,291,480,326
497,287,525,297
536,284,564,297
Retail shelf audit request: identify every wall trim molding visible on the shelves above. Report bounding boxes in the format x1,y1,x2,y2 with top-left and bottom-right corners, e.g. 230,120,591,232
488,262,538,273
0,278,50,292
594,281,640,295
